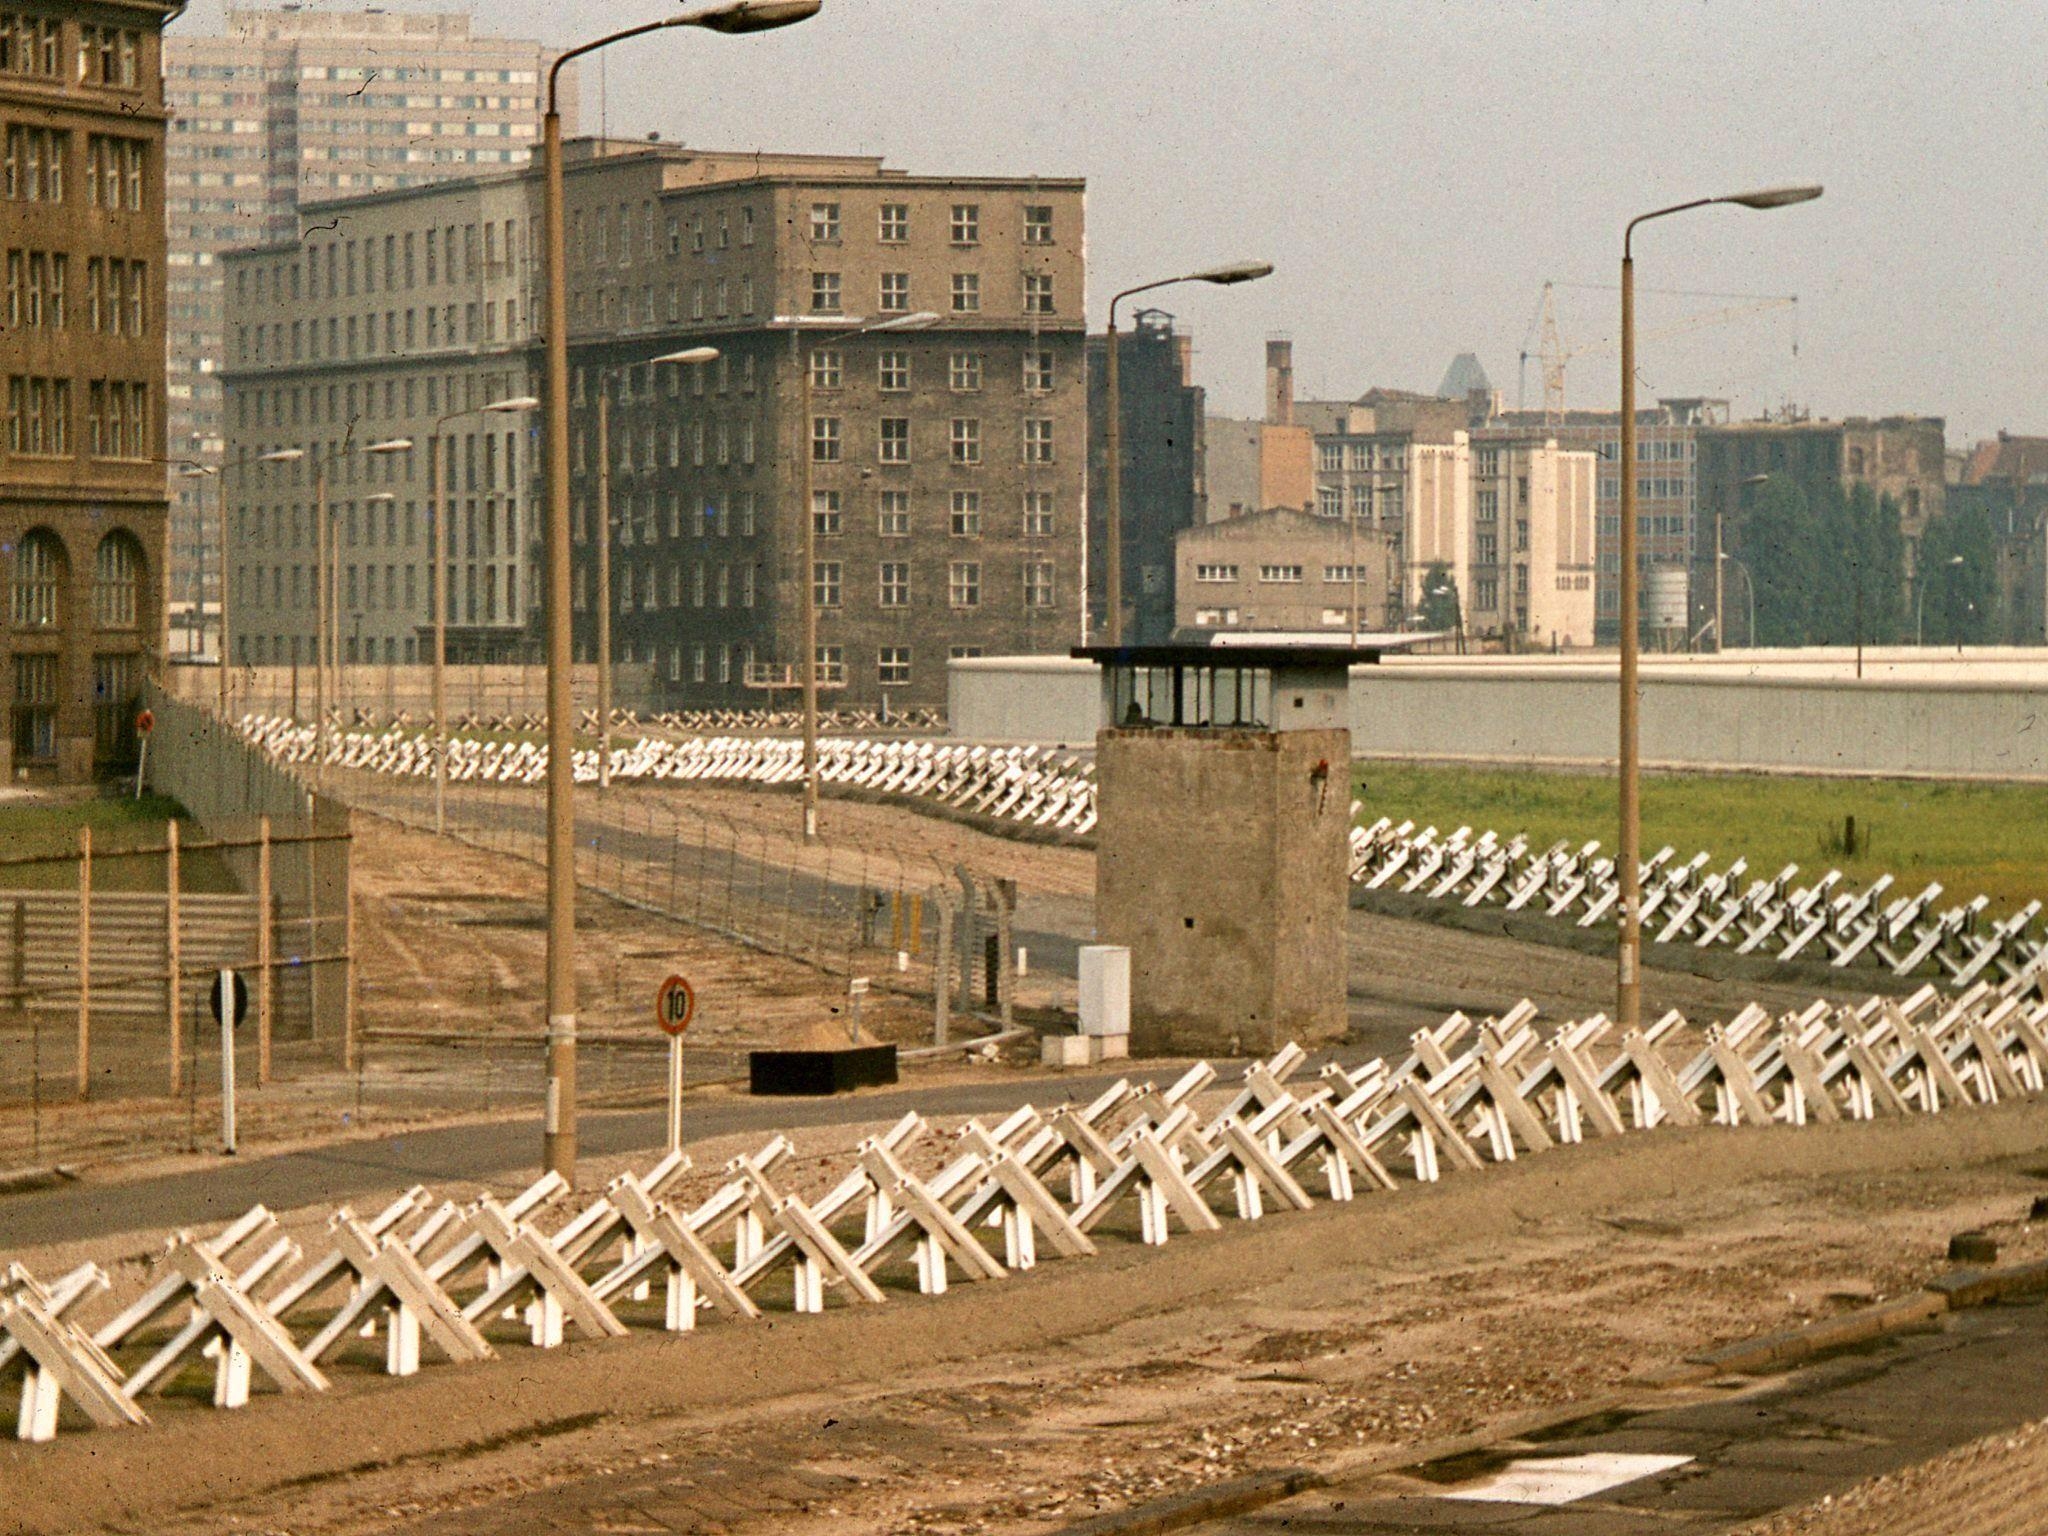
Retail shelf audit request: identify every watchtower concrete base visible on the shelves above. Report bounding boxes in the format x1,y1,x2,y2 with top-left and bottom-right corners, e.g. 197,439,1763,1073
1095,726,1350,1057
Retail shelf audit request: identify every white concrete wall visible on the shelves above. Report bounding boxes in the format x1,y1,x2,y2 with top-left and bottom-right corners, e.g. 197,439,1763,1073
949,649,2048,780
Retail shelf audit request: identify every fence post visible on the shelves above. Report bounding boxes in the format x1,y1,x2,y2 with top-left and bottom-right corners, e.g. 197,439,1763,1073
166,819,182,1094
342,813,357,1073
257,814,273,1085
995,877,1016,1028
76,825,90,1098
933,896,953,1046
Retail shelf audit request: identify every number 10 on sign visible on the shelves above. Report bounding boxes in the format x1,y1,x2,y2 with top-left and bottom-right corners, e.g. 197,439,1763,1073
656,975,695,1152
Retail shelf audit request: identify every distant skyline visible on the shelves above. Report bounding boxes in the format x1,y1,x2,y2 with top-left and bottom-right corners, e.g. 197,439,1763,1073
173,0,2040,446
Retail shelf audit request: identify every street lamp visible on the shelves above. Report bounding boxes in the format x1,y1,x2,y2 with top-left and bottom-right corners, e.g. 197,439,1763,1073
776,309,940,840
1713,472,1771,652
1102,261,1273,646
428,394,538,834
1916,553,1966,645
541,0,820,1184
1616,183,1819,1034
1717,551,1757,651
595,350,716,793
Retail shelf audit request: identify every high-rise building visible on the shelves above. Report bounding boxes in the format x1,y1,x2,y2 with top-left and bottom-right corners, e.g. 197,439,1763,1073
1086,308,1205,643
163,7,569,657
219,138,1087,710
2,1,181,782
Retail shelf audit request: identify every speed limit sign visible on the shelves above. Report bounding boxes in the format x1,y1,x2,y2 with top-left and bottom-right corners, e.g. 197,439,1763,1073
655,974,695,1038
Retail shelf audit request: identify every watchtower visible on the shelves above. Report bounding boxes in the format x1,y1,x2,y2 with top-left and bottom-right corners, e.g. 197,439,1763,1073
1075,642,1375,1056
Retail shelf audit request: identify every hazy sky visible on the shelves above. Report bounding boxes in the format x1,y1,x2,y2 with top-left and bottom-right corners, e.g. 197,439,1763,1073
174,0,2041,445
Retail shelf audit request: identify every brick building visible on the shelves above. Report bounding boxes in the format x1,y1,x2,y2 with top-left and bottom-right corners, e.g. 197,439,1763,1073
2,1,179,781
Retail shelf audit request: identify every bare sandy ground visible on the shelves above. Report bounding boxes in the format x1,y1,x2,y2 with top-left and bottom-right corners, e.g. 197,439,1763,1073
1738,1418,2048,1536
5,1095,2046,1535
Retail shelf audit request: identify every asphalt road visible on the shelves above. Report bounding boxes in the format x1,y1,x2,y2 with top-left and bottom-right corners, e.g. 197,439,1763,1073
1202,1297,2048,1533
0,1065,1153,1250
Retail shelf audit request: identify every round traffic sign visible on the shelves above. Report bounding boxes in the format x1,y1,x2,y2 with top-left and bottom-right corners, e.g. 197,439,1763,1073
208,968,249,1028
655,974,695,1037
135,708,155,736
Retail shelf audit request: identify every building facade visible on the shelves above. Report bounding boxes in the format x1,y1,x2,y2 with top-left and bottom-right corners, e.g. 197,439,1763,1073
220,163,542,668
2,0,179,781
221,140,1087,711
164,8,566,659
1174,508,1395,635
1085,308,1205,643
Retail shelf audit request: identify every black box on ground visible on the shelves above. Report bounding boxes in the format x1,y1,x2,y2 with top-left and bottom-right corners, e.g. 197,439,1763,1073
748,1044,899,1096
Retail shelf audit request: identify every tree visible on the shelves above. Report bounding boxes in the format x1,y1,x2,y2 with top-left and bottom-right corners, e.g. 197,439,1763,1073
1916,500,1999,645
1742,476,1818,646
1419,563,1460,634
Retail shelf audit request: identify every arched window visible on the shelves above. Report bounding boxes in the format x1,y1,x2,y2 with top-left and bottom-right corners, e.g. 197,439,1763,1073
9,528,63,628
93,531,143,629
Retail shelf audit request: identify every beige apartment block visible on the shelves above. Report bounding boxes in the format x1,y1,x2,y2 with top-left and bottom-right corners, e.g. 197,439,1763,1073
1,0,179,781
164,8,568,653
1174,508,1395,635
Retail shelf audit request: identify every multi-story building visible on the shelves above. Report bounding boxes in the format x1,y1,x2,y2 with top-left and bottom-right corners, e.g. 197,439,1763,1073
1474,397,1724,641
1174,508,1395,635
1950,432,2048,644
1085,308,1205,643
220,162,542,668
221,139,1087,710
2,1,180,781
1695,414,1948,626
164,7,566,657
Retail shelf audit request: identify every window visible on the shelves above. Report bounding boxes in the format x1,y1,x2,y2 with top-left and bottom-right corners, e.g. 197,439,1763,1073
878,349,910,392
1259,564,1303,583
878,647,911,687
1023,204,1054,244
1023,273,1055,314
949,351,982,392
950,272,980,313
811,415,841,462
879,561,910,607
811,488,841,536
809,201,840,241
1024,561,1055,609
809,348,841,390
878,490,910,536
1195,563,1239,583
813,560,841,608
879,272,909,312
809,271,841,313
1317,486,1343,517
1323,565,1357,584
950,204,979,244
1023,418,1055,463
6,376,71,456
879,417,910,464
950,490,981,537
1318,443,1343,472
1474,576,1499,610
879,203,908,242
1023,350,1054,393
1023,491,1055,537
814,644,845,684
4,125,69,204
950,418,981,465
949,560,980,608
10,529,61,627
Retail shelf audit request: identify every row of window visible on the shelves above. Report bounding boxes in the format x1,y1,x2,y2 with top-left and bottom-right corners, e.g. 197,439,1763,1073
808,414,1056,466
237,295,520,366
8,529,144,630
667,646,924,690
240,560,517,627
0,15,139,87
1,126,146,208
234,372,525,440
4,251,148,335
1193,562,1366,585
578,199,1055,270
811,489,1056,540
1315,485,1401,517
807,200,1054,248
4,376,151,460
237,219,522,307
810,560,1055,610
807,347,1057,395
241,493,517,559
807,269,1055,317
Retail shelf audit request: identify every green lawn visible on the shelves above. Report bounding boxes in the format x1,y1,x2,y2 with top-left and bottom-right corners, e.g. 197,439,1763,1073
1353,764,2048,917
0,793,237,893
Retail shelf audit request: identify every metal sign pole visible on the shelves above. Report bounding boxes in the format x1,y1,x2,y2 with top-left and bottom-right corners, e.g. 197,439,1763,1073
218,969,237,1156
666,1033,683,1155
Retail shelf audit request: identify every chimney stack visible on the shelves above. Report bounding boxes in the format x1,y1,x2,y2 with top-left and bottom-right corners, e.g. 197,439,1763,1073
1264,337,1294,426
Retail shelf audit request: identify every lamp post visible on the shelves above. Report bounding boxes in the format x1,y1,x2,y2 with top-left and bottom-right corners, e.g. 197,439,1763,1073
1718,552,1757,650
1101,262,1272,646
1713,472,1772,652
1916,553,1966,645
1617,183,1819,1033
594,351,715,794
427,395,538,834
541,0,819,1184
778,308,939,840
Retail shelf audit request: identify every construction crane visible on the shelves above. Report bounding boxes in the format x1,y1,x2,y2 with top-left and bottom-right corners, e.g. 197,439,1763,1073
1517,280,1799,422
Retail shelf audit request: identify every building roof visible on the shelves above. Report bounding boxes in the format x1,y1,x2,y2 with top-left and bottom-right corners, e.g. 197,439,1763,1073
1436,352,1492,398
1962,433,2048,487
1073,642,1388,668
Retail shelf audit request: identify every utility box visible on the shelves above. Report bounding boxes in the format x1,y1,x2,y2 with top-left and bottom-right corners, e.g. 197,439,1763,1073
1078,643,1375,1057
1078,944,1131,1037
